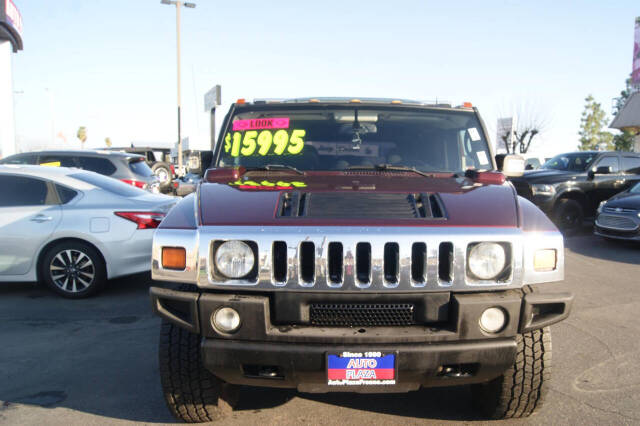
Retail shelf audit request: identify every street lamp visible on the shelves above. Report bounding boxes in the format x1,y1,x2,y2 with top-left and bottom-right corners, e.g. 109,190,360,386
160,0,196,175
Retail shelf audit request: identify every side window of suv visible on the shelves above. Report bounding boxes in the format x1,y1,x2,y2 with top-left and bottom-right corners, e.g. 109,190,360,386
0,153,37,164
77,156,117,176
621,156,640,174
596,156,619,173
0,175,54,207
38,155,77,168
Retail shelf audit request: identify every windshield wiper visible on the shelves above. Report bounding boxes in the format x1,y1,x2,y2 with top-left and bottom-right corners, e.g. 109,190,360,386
346,164,434,178
246,164,305,175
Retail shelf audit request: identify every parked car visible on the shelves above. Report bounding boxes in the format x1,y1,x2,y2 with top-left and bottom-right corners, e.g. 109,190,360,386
509,151,640,233
0,150,161,193
170,149,214,176
594,181,640,241
0,165,176,298
107,147,175,192
523,154,549,170
171,172,201,197
149,97,571,422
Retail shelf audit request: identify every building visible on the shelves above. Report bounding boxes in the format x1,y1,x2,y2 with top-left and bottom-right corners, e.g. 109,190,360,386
610,91,640,152
0,0,22,159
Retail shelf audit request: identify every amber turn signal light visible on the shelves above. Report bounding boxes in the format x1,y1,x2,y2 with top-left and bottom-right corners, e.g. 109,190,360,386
533,249,556,272
162,247,186,270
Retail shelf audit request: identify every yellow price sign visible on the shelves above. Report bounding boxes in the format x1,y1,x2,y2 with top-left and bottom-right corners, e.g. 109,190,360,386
228,179,307,190
40,161,61,167
224,129,306,157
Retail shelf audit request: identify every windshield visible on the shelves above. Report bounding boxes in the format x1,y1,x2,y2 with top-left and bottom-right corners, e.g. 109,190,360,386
630,182,640,194
217,107,493,173
541,153,596,172
129,158,154,177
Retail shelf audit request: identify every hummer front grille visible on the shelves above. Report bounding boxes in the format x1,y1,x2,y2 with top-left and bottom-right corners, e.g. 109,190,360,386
152,226,565,291
309,303,416,327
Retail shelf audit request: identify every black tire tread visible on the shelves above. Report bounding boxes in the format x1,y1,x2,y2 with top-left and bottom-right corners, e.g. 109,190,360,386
159,320,237,423
472,286,552,419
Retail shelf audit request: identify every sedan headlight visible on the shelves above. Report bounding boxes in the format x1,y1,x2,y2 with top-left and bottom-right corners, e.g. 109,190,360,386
531,184,555,196
597,201,606,214
468,242,507,280
215,240,255,278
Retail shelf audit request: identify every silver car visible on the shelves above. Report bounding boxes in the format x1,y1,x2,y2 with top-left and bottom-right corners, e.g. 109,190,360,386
0,165,177,298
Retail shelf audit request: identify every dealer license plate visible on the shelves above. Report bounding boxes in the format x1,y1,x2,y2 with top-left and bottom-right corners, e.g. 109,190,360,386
327,351,396,386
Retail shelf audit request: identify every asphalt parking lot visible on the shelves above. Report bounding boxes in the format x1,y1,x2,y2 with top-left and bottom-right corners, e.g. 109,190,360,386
1,231,639,425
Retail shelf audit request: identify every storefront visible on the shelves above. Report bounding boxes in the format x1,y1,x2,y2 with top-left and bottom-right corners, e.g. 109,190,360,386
0,0,22,159
610,91,640,152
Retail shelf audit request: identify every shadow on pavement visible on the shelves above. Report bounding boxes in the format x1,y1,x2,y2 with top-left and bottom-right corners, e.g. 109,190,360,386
564,227,640,265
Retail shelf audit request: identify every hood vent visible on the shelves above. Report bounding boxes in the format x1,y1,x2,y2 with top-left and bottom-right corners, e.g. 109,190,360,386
277,192,446,219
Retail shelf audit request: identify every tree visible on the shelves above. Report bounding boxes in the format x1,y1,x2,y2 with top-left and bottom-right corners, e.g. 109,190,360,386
77,126,87,148
612,76,636,151
578,95,613,151
498,103,547,154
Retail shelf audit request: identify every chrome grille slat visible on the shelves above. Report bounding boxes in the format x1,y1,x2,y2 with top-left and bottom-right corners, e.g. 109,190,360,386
189,226,545,292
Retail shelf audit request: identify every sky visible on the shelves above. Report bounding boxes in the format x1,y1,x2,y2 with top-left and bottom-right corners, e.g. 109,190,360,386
8,0,640,156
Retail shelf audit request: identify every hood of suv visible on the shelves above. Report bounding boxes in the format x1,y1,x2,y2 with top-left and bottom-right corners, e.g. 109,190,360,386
512,168,582,184
198,172,519,227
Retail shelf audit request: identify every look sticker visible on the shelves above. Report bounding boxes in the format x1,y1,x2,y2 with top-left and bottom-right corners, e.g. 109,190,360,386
233,117,290,131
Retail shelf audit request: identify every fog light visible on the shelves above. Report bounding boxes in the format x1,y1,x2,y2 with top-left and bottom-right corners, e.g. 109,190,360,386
212,307,241,333
534,249,556,272
479,307,506,333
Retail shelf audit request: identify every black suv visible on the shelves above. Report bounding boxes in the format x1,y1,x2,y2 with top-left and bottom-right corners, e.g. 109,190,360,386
510,151,640,232
0,150,160,193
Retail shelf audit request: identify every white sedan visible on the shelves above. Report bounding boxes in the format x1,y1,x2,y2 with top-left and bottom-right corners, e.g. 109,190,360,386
0,165,177,298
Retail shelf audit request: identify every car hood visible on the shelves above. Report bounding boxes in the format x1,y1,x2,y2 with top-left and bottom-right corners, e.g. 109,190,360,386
511,168,581,184
198,172,519,227
605,192,640,210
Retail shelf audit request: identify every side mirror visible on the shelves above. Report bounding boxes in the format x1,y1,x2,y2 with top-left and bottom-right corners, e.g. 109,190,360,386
500,154,525,177
595,166,612,175
589,166,612,179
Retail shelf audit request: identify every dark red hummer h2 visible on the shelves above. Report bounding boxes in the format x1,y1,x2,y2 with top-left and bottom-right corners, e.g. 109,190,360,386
150,98,573,422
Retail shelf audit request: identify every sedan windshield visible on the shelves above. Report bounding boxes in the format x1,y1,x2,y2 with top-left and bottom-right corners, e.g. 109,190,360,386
217,107,493,173
541,153,596,172
630,182,640,193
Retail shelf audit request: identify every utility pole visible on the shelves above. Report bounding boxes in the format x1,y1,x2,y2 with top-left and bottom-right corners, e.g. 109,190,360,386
161,0,196,175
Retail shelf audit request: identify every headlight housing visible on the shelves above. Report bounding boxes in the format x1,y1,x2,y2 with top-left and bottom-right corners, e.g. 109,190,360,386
468,242,507,280
597,201,606,214
531,184,555,196
215,240,255,278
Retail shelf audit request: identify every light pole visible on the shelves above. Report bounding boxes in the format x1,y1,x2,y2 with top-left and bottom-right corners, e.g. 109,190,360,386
161,0,196,175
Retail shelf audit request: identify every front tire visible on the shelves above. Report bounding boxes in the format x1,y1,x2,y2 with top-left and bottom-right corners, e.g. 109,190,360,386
159,321,239,423
40,241,106,298
471,327,552,419
553,199,584,235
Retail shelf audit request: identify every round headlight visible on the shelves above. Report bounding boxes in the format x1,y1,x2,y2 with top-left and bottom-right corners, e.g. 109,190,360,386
215,240,255,278
212,307,241,333
468,242,506,280
479,307,507,333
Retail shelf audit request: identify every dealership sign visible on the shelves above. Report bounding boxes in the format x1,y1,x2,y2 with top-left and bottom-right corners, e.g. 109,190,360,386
0,0,22,51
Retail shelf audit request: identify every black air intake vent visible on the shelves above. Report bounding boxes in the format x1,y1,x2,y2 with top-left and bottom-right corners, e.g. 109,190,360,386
277,192,446,219
310,303,416,326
